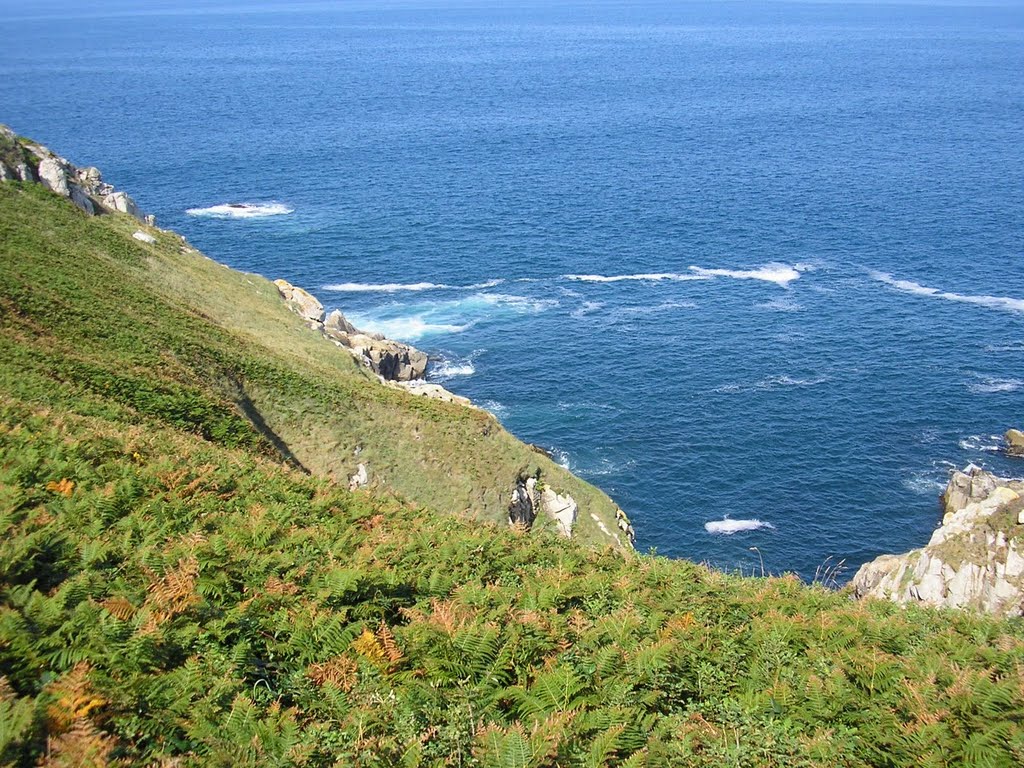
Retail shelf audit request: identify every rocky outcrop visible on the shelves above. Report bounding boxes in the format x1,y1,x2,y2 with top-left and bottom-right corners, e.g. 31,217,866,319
1005,429,1024,458
0,124,148,223
507,474,580,538
852,466,1024,616
273,279,428,382
394,381,472,406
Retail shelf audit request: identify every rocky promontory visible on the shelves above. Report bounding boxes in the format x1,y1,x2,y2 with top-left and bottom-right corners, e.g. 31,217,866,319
0,124,149,223
852,465,1024,616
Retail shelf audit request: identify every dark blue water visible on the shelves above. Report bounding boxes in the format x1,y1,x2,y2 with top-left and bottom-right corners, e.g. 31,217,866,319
3,0,1023,580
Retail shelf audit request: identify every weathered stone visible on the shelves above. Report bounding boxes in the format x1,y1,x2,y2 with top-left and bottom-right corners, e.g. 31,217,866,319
15,163,34,182
1006,428,1024,457
0,162,10,181
132,231,157,244
325,309,357,336
273,279,325,323
348,463,368,491
541,487,577,537
144,214,157,227
853,467,1024,616
69,185,95,215
101,191,141,218
395,381,471,406
37,157,69,197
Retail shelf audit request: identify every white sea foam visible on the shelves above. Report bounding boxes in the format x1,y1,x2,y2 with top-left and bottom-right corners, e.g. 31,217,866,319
185,202,293,219
348,316,475,342
323,278,506,293
958,435,1003,453
871,271,1024,314
564,272,709,283
967,377,1024,394
704,517,775,535
428,352,479,382
324,281,449,292
984,341,1024,353
551,448,572,470
612,301,697,318
571,301,605,318
688,262,804,287
478,293,559,313
755,297,802,312
714,374,830,394
480,400,509,421
900,471,947,496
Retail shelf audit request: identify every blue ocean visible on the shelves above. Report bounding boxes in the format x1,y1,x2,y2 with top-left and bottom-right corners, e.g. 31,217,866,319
2,0,1022,580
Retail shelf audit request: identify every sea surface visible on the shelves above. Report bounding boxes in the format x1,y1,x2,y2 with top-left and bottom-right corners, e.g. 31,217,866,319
3,0,1023,580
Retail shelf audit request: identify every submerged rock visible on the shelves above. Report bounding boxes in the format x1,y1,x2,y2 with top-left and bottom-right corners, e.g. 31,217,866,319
852,466,1024,616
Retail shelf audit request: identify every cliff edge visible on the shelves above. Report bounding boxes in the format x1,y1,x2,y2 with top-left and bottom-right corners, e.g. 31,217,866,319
852,465,1024,616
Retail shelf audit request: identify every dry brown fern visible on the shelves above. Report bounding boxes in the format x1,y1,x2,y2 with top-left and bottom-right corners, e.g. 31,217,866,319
40,718,115,768
45,663,105,734
307,656,358,691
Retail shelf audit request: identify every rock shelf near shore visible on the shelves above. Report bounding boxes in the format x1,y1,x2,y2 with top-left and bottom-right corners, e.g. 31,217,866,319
852,465,1024,616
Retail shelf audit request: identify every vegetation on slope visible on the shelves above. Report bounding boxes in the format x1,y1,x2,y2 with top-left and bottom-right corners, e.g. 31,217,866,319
1,178,1024,767
0,181,621,545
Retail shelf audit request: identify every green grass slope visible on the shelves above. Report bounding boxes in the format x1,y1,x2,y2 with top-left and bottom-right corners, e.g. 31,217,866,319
1,180,1024,767
0,181,623,547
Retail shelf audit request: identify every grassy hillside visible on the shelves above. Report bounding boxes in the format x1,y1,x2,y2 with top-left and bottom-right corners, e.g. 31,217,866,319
1,179,1024,767
0,181,623,547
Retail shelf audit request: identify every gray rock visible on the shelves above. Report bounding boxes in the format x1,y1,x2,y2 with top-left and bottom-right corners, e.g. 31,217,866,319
324,309,357,335
273,279,325,323
132,231,157,244
509,476,538,528
15,163,34,182
101,191,141,218
69,185,95,215
37,157,70,197
348,463,369,491
144,214,157,227
0,162,10,181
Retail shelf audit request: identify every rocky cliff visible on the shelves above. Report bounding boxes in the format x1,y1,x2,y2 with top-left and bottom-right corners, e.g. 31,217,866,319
852,465,1024,616
0,124,149,222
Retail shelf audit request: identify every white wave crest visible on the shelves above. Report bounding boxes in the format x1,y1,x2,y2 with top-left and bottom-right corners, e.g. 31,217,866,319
958,435,1003,453
564,272,709,283
324,281,448,292
871,271,1024,314
984,341,1024,353
704,517,775,535
901,471,947,496
688,263,804,287
478,293,559,312
323,278,506,293
429,352,478,382
571,301,605,318
967,377,1024,394
185,202,293,219
481,400,509,421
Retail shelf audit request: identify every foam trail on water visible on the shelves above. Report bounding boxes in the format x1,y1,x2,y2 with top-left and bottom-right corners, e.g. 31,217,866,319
704,518,775,535
347,316,475,342
871,271,1024,314
323,279,506,292
564,273,710,283
186,202,293,218
688,263,804,287
967,377,1023,394
324,281,449,292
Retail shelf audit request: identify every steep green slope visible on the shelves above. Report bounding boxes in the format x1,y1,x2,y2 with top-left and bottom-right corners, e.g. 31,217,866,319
0,181,623,546
1,178,1024,767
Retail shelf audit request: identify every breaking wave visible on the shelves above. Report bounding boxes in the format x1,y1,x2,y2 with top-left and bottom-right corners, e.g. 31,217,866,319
185,202,293,219
871,271,1024,314
564,272,709,283
704,517,776,535
689,263,806,287
966,377,1024,394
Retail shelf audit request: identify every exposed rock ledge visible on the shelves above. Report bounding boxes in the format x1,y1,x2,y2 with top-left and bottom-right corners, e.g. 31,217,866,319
274,279,429,384
852,465,1024,616
0,124,151,224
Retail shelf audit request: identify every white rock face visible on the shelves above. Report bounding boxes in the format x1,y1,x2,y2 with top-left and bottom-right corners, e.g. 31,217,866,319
348,463,369,491
15,163,34,182
37,157,69,196
395,381,471,406
102,191,141,218
852,466,1024,616
132,231,157,244
541,487,578,538
0,162,11,181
